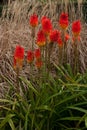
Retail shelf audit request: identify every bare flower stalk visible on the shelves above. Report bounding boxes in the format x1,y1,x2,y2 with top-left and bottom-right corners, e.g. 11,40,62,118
73,40,79,75
16,67,20,94
58,46,63,66
48,42,54,76
62,30,67,65
31,28,35,51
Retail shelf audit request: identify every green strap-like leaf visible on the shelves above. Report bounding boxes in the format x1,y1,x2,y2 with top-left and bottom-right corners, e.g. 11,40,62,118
0,114,15,129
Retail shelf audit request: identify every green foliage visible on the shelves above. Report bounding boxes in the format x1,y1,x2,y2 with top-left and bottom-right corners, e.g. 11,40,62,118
0,64,87,130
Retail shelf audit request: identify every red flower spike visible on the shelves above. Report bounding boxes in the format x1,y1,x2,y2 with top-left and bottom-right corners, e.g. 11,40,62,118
27,50,34,63
50,30,60,43
34,48,41,59
36,30,46,46
57,37,63,47
41,16,47,23
65,33,70,42
14,45,24,69
72,20,81,37
29,14,38,27
59,13,69,30
35,60,43,68
41,16,52,35
14,45,24,60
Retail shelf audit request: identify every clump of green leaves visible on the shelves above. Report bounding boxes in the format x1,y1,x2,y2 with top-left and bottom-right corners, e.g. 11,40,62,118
0,64,87,130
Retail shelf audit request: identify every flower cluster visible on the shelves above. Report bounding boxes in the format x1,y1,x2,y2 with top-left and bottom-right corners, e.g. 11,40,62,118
13,13,81,71
14,45,42,70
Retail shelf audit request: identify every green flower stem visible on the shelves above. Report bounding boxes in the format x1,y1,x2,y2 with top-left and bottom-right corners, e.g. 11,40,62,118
62,30,67,65
45,36,49,74
37,68,42,89
40,46,45,82
30,63,33,81
58,46,63,66
73,40,79,75
47,42,54,77
31,28,35,51
31,27,35,76
64,41,67,65
16,67,20,93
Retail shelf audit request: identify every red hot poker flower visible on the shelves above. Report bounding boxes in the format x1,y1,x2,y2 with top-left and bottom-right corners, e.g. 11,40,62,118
14,45,24,69
36,30,46,46
57,37,63,47
41,16,47,23
14,45,24,60
35,60,43,68
41,16,52,35
59,13,69,30
29,14,38,27
72,20,81,37
34,48,41,59
49,30,60,43
27,50,34,63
